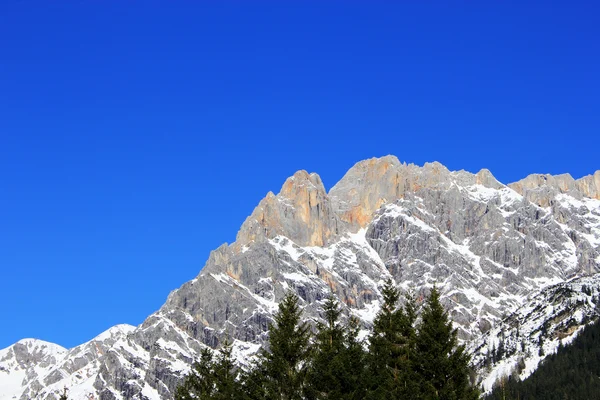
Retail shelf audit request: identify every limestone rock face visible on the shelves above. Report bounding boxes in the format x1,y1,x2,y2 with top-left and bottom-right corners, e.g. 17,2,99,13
236,170,340,248
330,155,503,231
577,170,600,199
509,170,600,206
3,156,600,400
329,155,404,229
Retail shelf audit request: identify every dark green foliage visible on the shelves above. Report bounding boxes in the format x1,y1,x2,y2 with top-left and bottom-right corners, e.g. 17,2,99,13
211,342,243,399
175,343,243,400
486,319,600,400
415,285,479,400
175,348,215,400
366,278,420,399
306,296,367,400
258,291,312,400
238,360,268,400
59,387,68,400
175,284,480,400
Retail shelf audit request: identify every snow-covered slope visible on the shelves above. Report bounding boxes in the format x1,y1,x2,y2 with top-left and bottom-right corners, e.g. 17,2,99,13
470,274,600,393
0,339,67,400
2,156,600,399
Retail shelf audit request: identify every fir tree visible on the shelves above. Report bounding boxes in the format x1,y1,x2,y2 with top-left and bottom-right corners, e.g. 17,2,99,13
306,295,367,400
341,316,369,399
239,360,268,400
391,289,421,400
366,278,413,399
211,340,244,400
174,342,243,400
175,348,215,400
415,285,479,400
258,292,312,400
59,387,68,400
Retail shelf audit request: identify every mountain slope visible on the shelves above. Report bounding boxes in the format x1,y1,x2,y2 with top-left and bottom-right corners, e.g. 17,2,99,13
2,156,600,399
485,312,600,399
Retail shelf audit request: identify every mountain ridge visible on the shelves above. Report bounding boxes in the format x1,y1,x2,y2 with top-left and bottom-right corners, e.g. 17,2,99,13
2,155,600,399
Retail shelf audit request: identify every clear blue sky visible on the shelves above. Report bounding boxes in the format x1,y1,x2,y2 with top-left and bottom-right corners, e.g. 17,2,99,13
1,1,598,349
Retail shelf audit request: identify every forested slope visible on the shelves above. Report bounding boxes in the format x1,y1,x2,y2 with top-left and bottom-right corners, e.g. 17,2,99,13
486,318,600,400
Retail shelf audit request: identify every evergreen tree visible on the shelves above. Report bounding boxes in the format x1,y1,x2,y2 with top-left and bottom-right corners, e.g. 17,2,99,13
211,341,244,399
392,289,421,400
258,292,312,400
306,296,367,400
175,348,215,400
415,286,479,400
239,360,268,400
59,387,68,400
175,342,243,400
340,316,369,399
487,319,600,400
366,278,416,399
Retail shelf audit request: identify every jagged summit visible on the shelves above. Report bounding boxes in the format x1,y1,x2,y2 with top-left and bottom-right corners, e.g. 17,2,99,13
91,324,137,342
509,170,600,206
235,168,340,248
330,156,505,230
3,155,600,399
14,338,67,351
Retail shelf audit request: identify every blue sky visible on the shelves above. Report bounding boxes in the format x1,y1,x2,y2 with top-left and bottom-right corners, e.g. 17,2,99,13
1,1,598,349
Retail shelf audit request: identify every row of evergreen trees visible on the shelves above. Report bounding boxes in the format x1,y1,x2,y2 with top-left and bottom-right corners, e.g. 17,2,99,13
175,279,480,399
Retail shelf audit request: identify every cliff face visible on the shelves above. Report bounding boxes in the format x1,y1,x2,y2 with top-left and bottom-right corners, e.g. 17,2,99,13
509,170,600,206
235,170,340,248
3,156,600,400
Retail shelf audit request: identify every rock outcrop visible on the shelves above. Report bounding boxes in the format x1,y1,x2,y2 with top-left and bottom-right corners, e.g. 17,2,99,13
509,170,600,206
235,170,340,248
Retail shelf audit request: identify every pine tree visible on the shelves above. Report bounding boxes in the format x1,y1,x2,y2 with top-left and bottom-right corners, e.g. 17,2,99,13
391,289,421,400
415,285,479,400
258,291,312,400
366,278,409,399
175,348,215,400
239,360,268,400
175,341,244,400
307,295,367,400
341,316,368,399
211,340,244,399
59,387,68,400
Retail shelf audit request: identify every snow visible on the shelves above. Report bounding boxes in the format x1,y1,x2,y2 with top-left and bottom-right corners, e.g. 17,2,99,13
556,194,600,248
141,382,162,400
464,185,523,208
231,340,262,367
269,236,304,261
472,274,600,393
282,272,313,284
352,300,381,323
378,203,437,233
0,368,26,400
92,324,136,342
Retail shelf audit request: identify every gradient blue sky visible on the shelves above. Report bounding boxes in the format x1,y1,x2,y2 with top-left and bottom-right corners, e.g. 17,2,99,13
1,1,598,349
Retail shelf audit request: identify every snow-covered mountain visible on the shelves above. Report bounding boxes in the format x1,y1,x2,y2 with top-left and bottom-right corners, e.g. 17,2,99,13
2,156,599,399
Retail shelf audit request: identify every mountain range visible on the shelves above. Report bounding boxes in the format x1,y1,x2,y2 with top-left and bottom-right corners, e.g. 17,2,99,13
2,155,599,400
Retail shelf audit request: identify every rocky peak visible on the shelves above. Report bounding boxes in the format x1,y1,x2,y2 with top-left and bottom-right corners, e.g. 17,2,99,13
235,170,340,248
509,170,600,206
476,168,503,188
329,156,505,231
329,156,402,230
577,170,600,199
1,339,66,369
